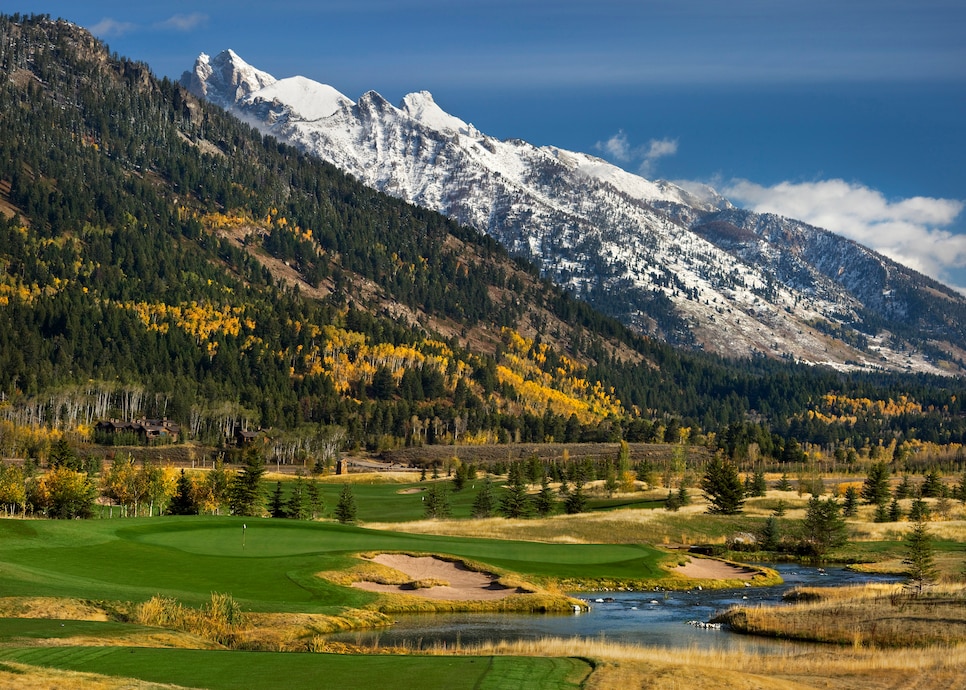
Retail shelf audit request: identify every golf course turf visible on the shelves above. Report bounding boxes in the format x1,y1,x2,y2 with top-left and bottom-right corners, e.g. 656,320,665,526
0,515,639,688
0,646,593,689
0,516,668,611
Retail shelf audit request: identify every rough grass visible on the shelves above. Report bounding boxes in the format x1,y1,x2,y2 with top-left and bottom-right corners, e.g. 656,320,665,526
364,502,752,546
133,593,242,648
0,661,194,690
0,597,111,622
424,637,966,690
715,583,966,647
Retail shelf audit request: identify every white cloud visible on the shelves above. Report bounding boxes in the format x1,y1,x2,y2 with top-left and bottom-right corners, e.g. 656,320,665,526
640,137,678,176
90,18,138,38
597,130,633,162
723,178,966,290
156,13,209,32
595,131,678,176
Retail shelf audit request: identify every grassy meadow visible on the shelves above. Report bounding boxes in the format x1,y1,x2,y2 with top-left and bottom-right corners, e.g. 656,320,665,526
1,472,965,688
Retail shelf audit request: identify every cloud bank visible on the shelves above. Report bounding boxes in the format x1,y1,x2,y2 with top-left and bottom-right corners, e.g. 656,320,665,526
90,18,137,38
89,14,209,39
596,131,678,176
155,13,209,32
723,178,966,291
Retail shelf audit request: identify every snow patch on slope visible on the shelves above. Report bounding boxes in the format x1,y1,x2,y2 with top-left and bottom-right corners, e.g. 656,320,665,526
400,91,470,135
246,76,353,121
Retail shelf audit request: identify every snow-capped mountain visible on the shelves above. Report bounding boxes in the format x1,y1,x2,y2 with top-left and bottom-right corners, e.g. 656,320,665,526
182,50,966,375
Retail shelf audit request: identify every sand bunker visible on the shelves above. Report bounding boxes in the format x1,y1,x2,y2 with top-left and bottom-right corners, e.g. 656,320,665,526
672,557,758,580
396,488,425,494
352,554,517,601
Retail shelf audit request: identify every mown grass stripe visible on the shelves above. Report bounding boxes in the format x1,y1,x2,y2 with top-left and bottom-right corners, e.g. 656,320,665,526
0,647,591,690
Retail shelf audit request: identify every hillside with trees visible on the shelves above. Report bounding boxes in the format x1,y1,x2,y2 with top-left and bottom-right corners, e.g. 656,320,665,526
1,14,965,468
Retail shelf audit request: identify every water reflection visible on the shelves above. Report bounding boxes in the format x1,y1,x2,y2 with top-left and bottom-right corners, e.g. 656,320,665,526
328,563,903,652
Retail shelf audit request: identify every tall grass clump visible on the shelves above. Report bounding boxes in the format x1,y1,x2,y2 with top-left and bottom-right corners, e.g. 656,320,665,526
134,592,243,647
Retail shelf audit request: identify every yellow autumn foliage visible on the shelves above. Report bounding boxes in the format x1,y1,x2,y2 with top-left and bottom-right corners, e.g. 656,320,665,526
119,300,255,356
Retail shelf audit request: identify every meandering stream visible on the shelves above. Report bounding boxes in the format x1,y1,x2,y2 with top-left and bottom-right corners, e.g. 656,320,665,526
328,563,904,652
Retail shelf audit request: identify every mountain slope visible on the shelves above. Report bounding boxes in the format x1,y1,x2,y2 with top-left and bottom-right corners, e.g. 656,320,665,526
182,50,966,376
3,15,966,456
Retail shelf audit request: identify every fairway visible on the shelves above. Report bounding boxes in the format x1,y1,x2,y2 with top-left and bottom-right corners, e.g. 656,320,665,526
0,646,592,690
0,517,666,611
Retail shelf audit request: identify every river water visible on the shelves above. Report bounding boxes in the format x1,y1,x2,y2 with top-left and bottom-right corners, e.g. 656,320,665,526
328,563,904,652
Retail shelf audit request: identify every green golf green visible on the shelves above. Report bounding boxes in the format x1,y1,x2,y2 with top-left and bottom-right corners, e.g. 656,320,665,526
0,517,665,611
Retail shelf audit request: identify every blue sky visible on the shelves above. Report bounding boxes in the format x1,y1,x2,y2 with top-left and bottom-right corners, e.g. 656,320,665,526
14,1,966,290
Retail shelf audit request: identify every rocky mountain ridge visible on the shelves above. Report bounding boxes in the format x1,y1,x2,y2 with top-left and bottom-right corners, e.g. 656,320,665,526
182,50,966,376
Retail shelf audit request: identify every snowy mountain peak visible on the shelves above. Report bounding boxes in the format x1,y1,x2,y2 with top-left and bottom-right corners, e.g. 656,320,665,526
181,50,276,109
400,91,470,135
246,76,352,122
181,51,966,376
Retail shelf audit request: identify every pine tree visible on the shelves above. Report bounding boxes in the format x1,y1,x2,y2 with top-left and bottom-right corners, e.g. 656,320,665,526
335,483,357,524
287,475,308,519
777,473,792,492
269,481,287,518
424,482,451,519
452,463,467,492
862,462,891,506
534,475,556,516
306,478,323,518
888,496,903,522
700,456,745,515
169,469,197,515
48,438,81,471
909,497,930,522
873,501,890,523
904,516,938,595
228,448,266,517
677,483,690,507
557,477,570,499
842,485,859,517
750,469,767,497
921,468,943,498
954,471,966,504
895,475,913,500
499,465,532,519
759,515,781,551
800,496,847,558
564,480,587,514
472,477,495,518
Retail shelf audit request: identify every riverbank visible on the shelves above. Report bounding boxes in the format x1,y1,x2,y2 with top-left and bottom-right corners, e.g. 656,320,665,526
714,582,966,647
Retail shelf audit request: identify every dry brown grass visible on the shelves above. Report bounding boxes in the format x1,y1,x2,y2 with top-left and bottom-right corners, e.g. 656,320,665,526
0,661,197,690
0,598,111,622
421,637,966,689
310,471,419,484
850,518,966,543
364,502,722,546
133,593,241,648
238,610,393,651
716,582,966,647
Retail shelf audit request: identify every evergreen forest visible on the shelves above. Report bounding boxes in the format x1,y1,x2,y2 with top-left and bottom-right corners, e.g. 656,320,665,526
1,14,965,464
